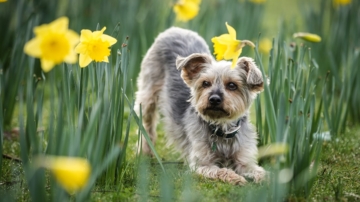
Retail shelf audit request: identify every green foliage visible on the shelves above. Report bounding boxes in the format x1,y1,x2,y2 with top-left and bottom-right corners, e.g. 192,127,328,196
301,0,360,133
254,37,323,199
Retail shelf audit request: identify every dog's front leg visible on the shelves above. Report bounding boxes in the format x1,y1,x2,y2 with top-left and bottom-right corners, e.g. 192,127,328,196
233,156,266,183
194,165,248,185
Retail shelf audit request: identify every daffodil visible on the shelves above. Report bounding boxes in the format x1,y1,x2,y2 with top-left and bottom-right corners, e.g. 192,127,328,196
211,22,255,68
249,0,266,4
293,32,322,43
74,27,117,68
333,0,351,7
173,0,201,22
24,17,79,72
259,38,272,54
41,156,91,194
257,143,289,159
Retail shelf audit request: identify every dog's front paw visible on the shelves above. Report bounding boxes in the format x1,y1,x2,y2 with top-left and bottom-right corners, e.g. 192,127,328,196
243,166,267,183
217,168,247,186
196,166,248,186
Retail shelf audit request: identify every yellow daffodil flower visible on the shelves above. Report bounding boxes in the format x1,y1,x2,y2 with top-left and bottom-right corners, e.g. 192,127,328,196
293,32,322,43
74,27,117,68
249,0,266,4
173,0,201,22
24,17,79,72
259,38,272,54
41,156,91,194
333,0,351,7
211,22,255,68
0,0,8,2
257,143,289,159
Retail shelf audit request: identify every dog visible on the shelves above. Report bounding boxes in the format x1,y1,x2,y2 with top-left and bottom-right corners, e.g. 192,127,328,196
135,27,266,185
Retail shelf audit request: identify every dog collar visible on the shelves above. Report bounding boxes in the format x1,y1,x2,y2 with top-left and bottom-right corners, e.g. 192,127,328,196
208,119,242,139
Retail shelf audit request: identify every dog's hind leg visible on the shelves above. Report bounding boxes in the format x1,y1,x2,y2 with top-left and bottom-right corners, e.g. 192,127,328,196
135,57,165,156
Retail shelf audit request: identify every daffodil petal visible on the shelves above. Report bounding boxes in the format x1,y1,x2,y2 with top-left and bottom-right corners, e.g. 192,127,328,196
34,24,50,36
80,29,93,42
231,58,237,69
94,27,106,38
229,48,242,68
223,42,241,60
225,22,237,39
24,38,42,57
50,17,69,33
215,34,235,44
64,50,77,64
41,59,55,72
101,34,117,46
67,30,80,45
79,54,92,68
74,43,87,54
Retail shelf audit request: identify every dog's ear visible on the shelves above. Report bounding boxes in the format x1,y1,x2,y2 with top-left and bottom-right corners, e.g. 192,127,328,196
236,57,264,92
176,53,212,86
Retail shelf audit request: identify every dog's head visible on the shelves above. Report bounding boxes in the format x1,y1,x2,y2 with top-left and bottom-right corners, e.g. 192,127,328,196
176,53,263,123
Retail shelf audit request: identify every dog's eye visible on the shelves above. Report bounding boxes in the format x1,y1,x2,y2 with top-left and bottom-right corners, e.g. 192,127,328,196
202,81,211,88
227,82,237,91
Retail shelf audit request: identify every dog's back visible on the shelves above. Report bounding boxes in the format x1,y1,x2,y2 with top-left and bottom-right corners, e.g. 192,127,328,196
135,27,211,154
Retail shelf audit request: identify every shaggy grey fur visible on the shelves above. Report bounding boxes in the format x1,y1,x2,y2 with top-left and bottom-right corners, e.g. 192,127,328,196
135,27,266,185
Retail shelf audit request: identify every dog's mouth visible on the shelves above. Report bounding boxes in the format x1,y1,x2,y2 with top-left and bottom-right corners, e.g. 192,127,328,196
203,107,229,118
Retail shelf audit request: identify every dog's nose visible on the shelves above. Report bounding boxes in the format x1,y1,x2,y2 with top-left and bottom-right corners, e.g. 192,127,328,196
209,94,222,106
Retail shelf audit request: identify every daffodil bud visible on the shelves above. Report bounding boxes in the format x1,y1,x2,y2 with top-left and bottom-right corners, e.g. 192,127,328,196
293,32,322,43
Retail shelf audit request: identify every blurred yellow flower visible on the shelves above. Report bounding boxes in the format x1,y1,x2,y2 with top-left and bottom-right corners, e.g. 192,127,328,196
211,22,255,68
249,0,266,4
333,0,351,7
43,156,91,194
24,17,79,72
173,0,201,22
293,32,322,43
258,143,289,159
75,27,117,68
0,0,8,2
259,38,272,54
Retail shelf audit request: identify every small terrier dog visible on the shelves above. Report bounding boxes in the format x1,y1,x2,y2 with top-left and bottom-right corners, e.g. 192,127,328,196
135,27,266,185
